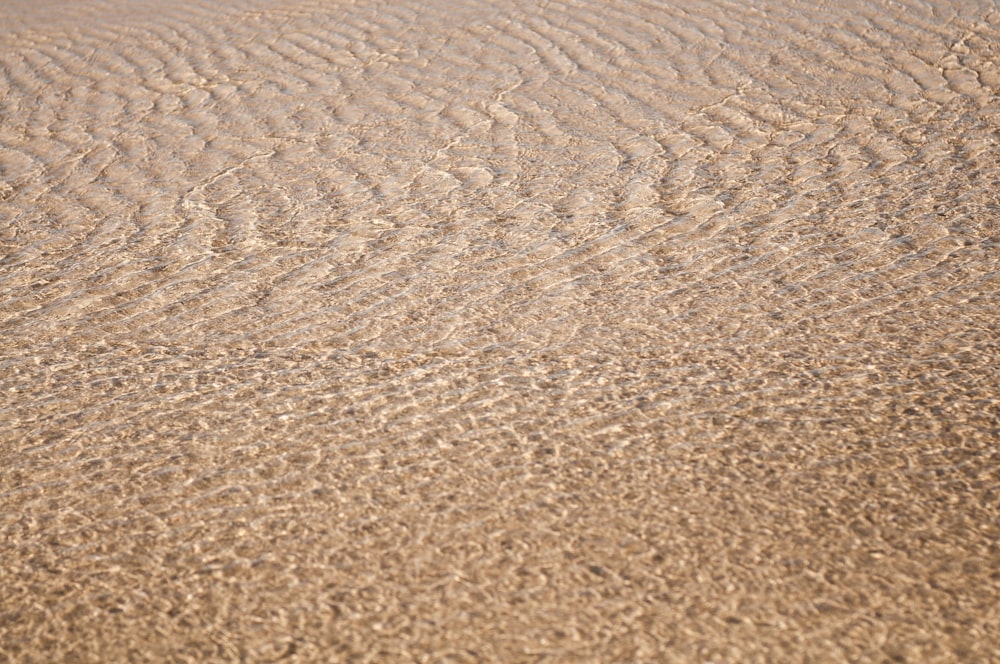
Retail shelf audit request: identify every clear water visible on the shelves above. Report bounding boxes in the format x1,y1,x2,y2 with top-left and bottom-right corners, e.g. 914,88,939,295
2,0,998,659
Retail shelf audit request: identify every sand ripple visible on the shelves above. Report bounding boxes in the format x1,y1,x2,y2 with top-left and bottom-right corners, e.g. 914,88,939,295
2,0,999,660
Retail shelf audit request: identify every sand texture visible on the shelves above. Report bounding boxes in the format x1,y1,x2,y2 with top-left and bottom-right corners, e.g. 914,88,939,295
2,0,999,660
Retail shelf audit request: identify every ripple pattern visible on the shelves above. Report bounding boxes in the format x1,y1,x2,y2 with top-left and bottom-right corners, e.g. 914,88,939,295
2,0,999,660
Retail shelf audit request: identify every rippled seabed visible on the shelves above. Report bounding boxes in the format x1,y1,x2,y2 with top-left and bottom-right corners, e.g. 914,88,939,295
2,0,999,660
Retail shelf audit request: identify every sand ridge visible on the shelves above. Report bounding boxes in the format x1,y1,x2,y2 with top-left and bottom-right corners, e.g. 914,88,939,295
1,0,998,660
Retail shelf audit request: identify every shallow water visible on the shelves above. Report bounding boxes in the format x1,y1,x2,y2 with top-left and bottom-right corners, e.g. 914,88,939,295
2,0,998,660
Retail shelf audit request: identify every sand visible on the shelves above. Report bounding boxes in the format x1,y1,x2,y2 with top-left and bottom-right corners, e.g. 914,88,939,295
1,0,998,660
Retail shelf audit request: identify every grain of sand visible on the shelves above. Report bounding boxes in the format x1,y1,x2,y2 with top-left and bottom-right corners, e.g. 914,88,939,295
2,0,999,660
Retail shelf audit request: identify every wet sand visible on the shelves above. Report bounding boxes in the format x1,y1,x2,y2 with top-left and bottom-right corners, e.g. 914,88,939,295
2,0,999,660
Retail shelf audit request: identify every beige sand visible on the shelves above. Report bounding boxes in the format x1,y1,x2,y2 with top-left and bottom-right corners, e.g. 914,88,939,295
1,0,998,660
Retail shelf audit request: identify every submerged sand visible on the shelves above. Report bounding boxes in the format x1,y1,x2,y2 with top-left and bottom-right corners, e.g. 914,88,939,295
1,0,998,660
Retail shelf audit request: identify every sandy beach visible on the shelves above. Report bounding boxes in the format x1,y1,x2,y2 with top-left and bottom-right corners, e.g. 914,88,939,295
1,0,998,660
